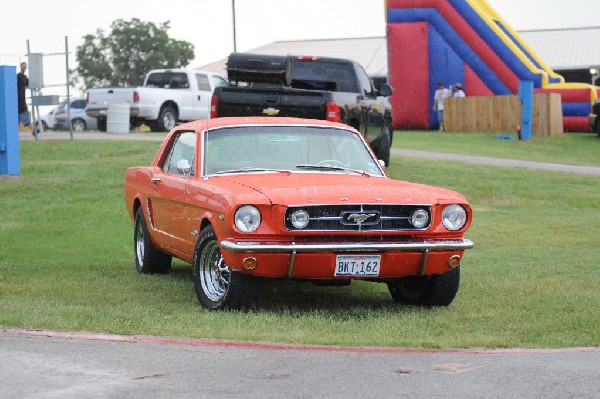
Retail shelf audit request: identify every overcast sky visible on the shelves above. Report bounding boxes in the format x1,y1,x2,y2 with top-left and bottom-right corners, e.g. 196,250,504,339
0,0,596,95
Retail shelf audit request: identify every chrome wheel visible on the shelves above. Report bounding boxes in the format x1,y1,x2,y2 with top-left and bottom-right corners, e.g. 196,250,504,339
157,106,178,132
198,241,230,301
72,119,86,132
193,225,259,309
135,217,145,270
163,111,176,130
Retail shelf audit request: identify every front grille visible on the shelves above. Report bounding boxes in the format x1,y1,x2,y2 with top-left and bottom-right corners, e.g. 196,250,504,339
285,204,431,231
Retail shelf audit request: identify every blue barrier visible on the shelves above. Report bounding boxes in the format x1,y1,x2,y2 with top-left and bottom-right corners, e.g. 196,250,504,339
0,65,20,176
518,81,534,141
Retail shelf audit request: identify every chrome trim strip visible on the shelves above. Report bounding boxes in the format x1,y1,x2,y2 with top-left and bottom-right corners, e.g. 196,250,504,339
145,198,154,228
220,239,474,253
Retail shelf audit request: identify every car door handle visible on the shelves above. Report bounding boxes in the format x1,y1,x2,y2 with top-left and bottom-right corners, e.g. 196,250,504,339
198,95,201,101
151,177,161,184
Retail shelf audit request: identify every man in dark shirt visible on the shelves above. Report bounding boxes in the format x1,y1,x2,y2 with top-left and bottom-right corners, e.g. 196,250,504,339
17,62,31,127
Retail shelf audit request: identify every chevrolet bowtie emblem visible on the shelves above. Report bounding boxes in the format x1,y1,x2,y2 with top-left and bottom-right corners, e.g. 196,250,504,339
262,107,280,116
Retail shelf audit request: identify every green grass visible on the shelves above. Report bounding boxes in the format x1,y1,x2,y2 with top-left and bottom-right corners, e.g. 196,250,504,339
1,138,599,349
393,131,600,167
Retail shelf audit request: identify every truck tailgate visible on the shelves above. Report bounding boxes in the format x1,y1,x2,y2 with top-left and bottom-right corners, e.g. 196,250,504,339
216,87,327,119
86,88,135,116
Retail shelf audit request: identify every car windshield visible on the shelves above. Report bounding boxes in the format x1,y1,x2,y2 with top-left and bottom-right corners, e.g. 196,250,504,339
204,125,384,176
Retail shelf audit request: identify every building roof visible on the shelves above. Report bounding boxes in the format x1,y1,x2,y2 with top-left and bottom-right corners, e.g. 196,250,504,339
198,37,388,78
519,27,600,70
198,27,600,77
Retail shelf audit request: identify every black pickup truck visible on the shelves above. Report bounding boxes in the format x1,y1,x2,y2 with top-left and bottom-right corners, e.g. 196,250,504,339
210,53,395,165
590,99,600,138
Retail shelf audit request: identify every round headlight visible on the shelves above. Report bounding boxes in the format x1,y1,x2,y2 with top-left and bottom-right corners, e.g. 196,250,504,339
410,209,429,229
442,205,467,231
234,205,261,233
290,209,310,229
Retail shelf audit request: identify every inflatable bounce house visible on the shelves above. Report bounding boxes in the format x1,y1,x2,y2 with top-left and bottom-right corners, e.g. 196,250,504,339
386,0,600,131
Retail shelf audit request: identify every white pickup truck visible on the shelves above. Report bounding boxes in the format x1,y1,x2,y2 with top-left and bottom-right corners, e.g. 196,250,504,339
85,69,227,132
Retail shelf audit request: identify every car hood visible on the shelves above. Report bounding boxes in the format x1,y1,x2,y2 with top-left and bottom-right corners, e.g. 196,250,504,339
216,173,467,206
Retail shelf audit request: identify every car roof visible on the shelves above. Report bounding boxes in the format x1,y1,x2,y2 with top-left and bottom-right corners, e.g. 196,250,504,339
179,117,357,131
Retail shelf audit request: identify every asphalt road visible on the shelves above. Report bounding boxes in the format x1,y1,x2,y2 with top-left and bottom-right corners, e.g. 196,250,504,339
2,329,599,399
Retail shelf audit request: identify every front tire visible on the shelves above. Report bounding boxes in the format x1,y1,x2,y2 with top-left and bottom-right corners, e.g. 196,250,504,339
134,207,171,274
387,267,460,307
373,124,392,167
192,225,259,310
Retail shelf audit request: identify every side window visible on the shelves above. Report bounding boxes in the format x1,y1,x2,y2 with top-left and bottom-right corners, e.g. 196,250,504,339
196,74,211,91
355,64,373,96
212,75,227,89
170,73,190,89
72,100,86,109
163,131,197,176
145,73,165,88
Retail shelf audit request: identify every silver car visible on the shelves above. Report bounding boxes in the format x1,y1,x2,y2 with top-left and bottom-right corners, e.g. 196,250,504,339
36,106,58,131
54,97,98,131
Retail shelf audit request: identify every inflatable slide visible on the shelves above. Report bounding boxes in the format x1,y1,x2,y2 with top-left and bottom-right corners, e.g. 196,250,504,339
386,0,600,131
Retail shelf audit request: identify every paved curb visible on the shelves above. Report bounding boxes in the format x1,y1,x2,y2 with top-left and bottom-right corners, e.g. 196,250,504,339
393,148,600,176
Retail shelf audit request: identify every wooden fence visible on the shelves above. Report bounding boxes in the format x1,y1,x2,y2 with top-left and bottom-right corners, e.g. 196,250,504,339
444,94,563,136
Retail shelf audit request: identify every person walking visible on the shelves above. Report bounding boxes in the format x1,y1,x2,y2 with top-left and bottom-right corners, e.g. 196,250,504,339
433,82,450,131
17,62,31,129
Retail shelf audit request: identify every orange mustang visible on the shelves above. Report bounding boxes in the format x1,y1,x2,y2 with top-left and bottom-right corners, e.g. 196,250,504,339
125,117,473,309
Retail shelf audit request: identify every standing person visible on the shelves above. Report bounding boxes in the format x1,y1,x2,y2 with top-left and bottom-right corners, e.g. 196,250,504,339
17,62,31,128
433,82,450,131
453,83,466,98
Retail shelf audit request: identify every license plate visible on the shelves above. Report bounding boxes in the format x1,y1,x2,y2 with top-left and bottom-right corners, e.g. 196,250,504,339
335,255,381,277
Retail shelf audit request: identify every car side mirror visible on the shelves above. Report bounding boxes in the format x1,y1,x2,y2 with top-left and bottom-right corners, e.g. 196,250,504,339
176,159,192,177
377,84,393,97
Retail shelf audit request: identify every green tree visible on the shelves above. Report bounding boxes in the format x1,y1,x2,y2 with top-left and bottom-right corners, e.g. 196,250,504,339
73,18,195,89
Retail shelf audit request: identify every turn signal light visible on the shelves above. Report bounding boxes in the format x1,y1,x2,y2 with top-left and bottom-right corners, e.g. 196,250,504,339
242,257,257,270
448,255,461,269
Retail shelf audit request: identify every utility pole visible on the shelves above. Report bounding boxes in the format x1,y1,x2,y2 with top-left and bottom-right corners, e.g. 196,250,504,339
232,0,237,52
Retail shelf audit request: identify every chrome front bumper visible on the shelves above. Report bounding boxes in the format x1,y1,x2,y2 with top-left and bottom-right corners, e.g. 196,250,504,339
220,239,474,253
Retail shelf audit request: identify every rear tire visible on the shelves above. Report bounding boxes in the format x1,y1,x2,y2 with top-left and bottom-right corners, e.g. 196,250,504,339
134,207,171,274
97,117,107,132
192,225,259,310
71,118,87,132
156,105,178,132
387,267,460,307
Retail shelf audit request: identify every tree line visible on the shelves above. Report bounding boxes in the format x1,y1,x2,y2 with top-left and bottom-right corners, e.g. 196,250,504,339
73,18,195,89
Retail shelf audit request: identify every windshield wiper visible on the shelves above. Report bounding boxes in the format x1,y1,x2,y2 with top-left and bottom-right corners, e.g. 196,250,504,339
214,167,291,175
295,164,370,177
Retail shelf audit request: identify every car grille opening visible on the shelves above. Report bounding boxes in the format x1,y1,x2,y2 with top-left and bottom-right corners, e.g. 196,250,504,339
285,204,431,231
